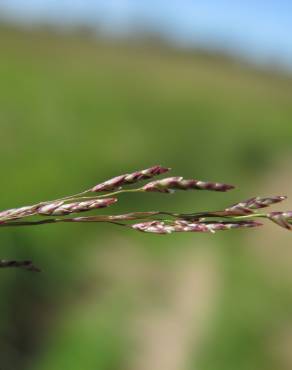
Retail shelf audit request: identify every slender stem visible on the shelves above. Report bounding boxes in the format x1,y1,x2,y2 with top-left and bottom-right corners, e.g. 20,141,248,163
0,219,58,227
95,187,144,199
48,187,144,203
52,190,91,202
232,213,267,220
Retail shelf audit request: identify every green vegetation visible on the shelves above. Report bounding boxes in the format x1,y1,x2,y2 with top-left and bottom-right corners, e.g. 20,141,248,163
0,25,292,370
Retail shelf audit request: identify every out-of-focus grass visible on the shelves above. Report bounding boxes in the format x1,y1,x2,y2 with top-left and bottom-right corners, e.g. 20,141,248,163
0,24,292,370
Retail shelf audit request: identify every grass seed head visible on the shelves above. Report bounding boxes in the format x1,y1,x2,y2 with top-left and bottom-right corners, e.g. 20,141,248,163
91,165,170,192
37,198,117,216
143,177,235,193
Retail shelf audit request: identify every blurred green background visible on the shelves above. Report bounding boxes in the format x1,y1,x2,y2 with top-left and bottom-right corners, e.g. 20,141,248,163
0,11,292,370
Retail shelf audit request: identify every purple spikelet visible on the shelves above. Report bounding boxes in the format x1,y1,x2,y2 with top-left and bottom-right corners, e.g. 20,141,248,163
132,219,262,234
246,196,287,209
225,195,287,216
267,211,292,230
37,198,117,216
92,165,170,192
132,220,209,234
203,220,263,232
143,177,234,193
0,204,41,221
0,198,118,221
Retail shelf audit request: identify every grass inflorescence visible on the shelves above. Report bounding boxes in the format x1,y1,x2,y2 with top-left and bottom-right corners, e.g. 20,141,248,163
0,165,290,270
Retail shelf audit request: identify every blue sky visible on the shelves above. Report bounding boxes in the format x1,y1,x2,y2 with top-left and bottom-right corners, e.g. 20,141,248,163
1,0,292,68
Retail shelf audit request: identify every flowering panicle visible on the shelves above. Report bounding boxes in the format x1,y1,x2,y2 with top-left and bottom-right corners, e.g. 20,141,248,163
0,165,291,271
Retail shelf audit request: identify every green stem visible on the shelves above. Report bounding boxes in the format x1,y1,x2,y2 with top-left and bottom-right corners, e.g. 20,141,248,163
53,187,144,203
231,213,267,220
53,190,90,202
95,187,144,199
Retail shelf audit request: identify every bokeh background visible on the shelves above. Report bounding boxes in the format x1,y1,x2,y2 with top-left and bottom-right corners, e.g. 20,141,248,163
0,1,292,369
